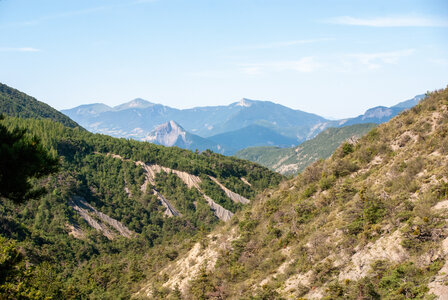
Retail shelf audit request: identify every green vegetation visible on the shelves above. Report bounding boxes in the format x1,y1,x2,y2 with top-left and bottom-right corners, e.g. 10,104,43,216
0,97,282,298
2,83,447,299
152,87,448,299
0,115,58,203
0,83,80,128
236,123,377,175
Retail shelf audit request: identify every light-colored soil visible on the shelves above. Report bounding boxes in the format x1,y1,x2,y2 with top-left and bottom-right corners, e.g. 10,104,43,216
69,196,136,239
339,230,408,281
209,176,250,204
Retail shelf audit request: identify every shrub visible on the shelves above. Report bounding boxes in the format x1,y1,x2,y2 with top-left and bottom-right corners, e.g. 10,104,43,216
319,174,336,191
302,184,317,199
342,142,354,156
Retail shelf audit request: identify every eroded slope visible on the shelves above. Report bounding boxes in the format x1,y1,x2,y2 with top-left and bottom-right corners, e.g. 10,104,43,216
139,87,448,299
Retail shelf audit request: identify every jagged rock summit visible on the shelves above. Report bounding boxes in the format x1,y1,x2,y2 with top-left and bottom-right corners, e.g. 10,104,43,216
143,120,227,153
235,98,254,107
144,120,188,147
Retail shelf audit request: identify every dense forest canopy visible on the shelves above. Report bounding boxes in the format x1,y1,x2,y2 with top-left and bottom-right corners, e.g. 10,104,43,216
0,83,80,128
0,115,58,203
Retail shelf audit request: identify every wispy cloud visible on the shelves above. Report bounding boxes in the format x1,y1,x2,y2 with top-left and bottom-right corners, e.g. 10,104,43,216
240,57,322,75
348,49,415,70
235,38,334,50
0,0,158,29
327,16,448,27
0,47,40,52
428,58,448,66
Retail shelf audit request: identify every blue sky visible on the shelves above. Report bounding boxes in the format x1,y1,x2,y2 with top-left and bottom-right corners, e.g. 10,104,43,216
0,0,447,118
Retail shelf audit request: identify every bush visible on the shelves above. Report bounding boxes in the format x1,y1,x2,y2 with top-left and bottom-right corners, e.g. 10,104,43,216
342,142,354,156
319,174,336,191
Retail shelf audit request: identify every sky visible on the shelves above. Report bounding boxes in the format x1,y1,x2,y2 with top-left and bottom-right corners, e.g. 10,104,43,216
0,0,447,118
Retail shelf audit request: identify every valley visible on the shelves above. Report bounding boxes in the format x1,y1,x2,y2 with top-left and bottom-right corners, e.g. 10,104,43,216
1,82,447,299
2,1,447,298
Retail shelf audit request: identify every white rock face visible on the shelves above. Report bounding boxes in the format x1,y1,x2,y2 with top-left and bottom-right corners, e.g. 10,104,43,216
135,161,236,221
339,230,408,281
144,120,189,147
69,196,136,239
236,98,253,107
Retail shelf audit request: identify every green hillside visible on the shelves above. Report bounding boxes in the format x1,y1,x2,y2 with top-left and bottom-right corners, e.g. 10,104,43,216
0,82,80,128
140,87,448,299
0,105,282,297
236,123,377,175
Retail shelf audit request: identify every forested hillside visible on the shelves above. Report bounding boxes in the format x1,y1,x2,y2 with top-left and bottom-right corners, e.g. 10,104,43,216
0,108,282,298
0,83,80,128
139,86,448,299
236,123,377,175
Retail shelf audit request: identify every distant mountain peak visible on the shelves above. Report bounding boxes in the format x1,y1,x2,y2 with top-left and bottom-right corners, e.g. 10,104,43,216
168,120,182,130
144,120,187,147
236,98,253,107
76,103,112,114
114,98,154,110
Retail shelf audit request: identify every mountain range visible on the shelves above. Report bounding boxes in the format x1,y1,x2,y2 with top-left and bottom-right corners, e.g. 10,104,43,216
62,94,425,155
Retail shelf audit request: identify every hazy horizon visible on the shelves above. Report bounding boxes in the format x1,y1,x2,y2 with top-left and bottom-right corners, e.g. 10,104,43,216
60,93,428,121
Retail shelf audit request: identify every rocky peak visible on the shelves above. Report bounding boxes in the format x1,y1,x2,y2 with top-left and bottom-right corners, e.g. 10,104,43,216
236,98,253,107
144,120,187,147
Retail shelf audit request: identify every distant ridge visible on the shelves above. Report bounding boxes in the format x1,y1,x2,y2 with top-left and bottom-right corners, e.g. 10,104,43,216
62,93,426,154
62,98,326,150
113,98,154,111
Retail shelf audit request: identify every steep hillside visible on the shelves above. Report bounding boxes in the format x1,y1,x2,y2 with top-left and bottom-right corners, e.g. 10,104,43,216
0,82,80,128
0,98,282,297
236,123,377,175
138,86,448,299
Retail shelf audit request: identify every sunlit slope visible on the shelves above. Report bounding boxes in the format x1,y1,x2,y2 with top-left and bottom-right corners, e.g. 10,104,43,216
139,86,448,299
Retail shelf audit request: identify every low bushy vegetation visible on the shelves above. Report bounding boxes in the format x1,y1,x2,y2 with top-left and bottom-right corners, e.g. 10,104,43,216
162,87,448,299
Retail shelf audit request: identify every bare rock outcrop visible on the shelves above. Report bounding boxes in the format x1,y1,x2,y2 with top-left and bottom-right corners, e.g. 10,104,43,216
241,177,252,186
136,161,236,221
69,196,136,239
339,230,408,281
99,154,242,222
203,195,233,221
136,229,237,298
153,189,181,217
209,176,250,204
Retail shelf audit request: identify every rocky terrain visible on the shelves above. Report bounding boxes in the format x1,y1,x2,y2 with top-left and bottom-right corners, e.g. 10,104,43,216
138,87,448,299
